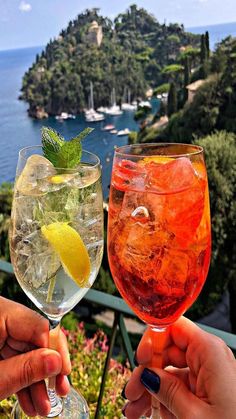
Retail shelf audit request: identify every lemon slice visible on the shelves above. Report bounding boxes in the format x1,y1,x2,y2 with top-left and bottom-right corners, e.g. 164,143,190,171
140,156,174,165
49,174,75,184
41,222,91,287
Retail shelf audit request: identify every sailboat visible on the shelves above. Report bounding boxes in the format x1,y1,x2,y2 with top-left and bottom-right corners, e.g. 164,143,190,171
85,82,105,122
105,88,123,116
121,88,137,111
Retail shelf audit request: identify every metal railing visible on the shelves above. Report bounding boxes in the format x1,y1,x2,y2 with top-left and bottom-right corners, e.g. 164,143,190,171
1,260,236,418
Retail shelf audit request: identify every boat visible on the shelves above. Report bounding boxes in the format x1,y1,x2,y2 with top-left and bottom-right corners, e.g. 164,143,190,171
110,129,118,134
117,128,130,136
97,106,108,113
102,124,115,131
106,105,123,116
105,88,123,116
138,100,152,109
121,88,137,111
85,111,105,122
55,112,76,120
85,82,105,122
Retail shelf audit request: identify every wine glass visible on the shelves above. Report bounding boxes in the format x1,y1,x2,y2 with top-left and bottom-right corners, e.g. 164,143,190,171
9,146,104,418
107,143,211,419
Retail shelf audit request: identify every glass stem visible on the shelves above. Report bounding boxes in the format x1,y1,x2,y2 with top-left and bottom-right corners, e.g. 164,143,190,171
47,319,63,418
149,326,168,419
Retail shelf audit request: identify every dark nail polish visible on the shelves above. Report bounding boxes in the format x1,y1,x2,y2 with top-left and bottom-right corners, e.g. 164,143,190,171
133,350,139,367
140,368,161,393
121,383,127,399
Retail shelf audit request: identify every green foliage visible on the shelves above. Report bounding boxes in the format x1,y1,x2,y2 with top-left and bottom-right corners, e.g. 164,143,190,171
0,324,131,418
167,82,177,116
0,183,13,261
153,83,170,95
189,131,236,319
162,64,184,75
42,127,93,168
21,7,200,116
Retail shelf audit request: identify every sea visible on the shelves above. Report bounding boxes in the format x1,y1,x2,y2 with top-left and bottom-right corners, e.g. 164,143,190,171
0,21,235,198
187,21,236,49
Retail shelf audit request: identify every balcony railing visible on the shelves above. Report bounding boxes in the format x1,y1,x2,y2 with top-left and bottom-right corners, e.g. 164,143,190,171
1,259,236,418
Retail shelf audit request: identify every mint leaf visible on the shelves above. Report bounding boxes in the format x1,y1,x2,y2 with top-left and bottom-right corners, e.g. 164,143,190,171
41,127,93,168
57,128,93,168
41,127,64,167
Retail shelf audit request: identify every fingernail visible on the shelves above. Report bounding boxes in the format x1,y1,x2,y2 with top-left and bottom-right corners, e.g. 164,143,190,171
140,368,160,393
133,350,139,367
121,383,127,399
44,353,60,375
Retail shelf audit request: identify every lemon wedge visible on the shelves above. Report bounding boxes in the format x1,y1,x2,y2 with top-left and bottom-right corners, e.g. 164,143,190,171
41,222,91,287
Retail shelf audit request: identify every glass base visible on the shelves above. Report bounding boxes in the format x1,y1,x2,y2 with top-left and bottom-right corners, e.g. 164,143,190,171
11,387,89,419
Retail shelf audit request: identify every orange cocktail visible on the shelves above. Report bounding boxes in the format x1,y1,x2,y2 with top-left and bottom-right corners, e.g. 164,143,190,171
108,144,211,328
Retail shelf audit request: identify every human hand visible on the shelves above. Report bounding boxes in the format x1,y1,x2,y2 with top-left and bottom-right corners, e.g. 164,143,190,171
123,316,236,419
0,297,71,417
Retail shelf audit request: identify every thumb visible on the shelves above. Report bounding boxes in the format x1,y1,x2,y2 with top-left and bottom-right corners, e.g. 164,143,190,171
140,368,206,418
0,348,62,400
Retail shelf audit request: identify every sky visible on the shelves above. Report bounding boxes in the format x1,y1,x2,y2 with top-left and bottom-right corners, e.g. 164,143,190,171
0,0,236,50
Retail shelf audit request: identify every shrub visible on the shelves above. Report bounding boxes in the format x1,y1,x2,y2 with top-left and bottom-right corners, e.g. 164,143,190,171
188,131,236,322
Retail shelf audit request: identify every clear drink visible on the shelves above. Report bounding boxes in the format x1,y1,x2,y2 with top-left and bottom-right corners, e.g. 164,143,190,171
9,149,104,320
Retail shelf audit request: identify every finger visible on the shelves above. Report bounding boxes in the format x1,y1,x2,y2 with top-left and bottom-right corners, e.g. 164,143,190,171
1,343,19,359
135,327,172,366
58,330,71,376
56,374,70,397
29,381,51,417
140,367,207,419
7,337,35,353
161,404,176,419
0,297,49,347
0,348,62,400
17,389,37,417
124,391,151,419
163,346,187,368
125,367,146,402
165,367,190,388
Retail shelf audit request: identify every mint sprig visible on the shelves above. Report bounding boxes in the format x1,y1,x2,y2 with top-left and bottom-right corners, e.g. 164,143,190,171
41,126,93,168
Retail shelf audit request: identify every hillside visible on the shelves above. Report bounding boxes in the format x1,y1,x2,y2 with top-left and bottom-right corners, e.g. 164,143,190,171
133,36,236,143
20,5,200,118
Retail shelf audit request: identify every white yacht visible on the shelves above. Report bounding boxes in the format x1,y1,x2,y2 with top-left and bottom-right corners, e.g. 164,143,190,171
85,82,105,122
117,128,130,136
105,88,123,116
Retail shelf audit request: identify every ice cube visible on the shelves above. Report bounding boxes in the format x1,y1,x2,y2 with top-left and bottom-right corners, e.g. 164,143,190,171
16,155,56,196
15,228,60,289
146,157,197,193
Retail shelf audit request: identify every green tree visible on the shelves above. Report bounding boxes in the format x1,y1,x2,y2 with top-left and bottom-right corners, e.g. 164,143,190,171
205,31,210,58
200,34,207,64
167,82,177,116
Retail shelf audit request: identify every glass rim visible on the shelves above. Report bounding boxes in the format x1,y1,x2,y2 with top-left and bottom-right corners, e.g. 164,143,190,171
18,145,101,170
114,143,204,159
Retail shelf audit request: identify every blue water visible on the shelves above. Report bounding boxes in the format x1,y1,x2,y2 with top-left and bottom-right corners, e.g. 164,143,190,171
0,46,145,198
188,21,236,50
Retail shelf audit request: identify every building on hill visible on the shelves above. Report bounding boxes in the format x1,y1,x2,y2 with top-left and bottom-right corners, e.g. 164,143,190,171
85,21,103,47
186,79,206,103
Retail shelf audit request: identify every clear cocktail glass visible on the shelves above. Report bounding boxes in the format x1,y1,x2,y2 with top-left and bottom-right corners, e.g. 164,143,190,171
107,143,211,418
9,146,104,418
